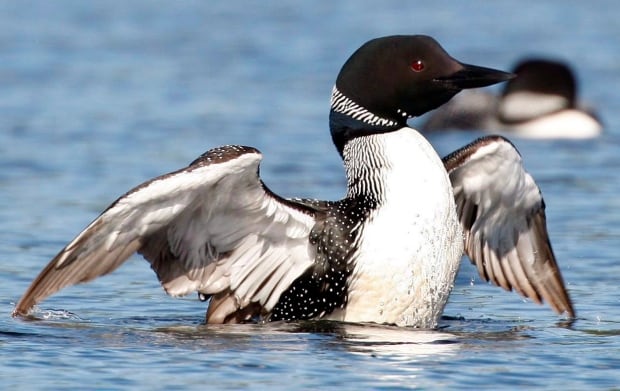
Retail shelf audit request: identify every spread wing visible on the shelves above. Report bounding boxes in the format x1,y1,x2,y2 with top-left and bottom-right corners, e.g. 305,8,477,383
13,145,319,323
443,135,575,317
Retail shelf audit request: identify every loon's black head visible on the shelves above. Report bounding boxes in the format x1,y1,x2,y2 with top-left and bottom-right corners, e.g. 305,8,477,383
330,35,514,153
503,59,576,103
498,59,577,123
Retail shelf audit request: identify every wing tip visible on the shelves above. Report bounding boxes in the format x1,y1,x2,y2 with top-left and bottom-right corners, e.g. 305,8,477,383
563,307,576,319
12,299,34,318
549,293,576,319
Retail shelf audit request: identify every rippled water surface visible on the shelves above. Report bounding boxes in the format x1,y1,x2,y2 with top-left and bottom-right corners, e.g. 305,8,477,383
2,1,620,389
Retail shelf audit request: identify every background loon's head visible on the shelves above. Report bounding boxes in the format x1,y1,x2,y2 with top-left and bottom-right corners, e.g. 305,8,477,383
331,35,514,143
498,59,578,123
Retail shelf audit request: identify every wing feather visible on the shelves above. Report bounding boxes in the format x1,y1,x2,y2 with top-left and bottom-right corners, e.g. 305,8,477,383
13,146,318,322
443,135,574,317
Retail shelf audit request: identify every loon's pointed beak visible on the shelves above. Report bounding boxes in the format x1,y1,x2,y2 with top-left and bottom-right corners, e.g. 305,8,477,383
436,63,515,89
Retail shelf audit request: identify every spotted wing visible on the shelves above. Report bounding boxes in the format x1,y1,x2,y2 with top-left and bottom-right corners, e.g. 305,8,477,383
443,135,574,317
13,145,318,323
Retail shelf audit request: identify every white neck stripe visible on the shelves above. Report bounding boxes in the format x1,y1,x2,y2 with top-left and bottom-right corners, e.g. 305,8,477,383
330,86,401,128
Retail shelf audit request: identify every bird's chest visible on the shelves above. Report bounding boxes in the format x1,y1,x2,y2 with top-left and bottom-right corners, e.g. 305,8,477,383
330,128,463,327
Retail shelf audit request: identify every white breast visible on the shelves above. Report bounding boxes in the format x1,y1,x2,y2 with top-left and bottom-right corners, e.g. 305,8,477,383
327,127,463,327
505,109,602,139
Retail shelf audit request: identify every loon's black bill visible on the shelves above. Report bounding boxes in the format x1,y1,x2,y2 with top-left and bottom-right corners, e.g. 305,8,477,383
437,63,515,89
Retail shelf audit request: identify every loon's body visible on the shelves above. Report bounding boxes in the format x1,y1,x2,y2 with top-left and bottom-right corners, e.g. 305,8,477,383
421,58,602,139
13,36,575,327
326,128,462,326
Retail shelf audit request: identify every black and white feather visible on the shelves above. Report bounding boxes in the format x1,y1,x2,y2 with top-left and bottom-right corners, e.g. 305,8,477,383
330,86,400,127
443,135,574,317
13,146,323,323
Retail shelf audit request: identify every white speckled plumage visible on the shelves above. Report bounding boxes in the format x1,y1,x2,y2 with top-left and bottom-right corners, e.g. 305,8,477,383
326,127,462,327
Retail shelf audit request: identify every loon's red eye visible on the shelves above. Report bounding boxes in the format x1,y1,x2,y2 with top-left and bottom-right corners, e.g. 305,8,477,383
411,60,425,72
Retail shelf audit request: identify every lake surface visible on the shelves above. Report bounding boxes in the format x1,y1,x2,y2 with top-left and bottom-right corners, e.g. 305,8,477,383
1,1,620,389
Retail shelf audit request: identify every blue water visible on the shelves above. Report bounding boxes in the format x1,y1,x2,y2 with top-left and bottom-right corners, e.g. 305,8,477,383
2,1,620,389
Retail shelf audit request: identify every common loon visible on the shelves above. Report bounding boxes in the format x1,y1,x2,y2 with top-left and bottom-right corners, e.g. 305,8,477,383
13,36,575,328
421,58,602,139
